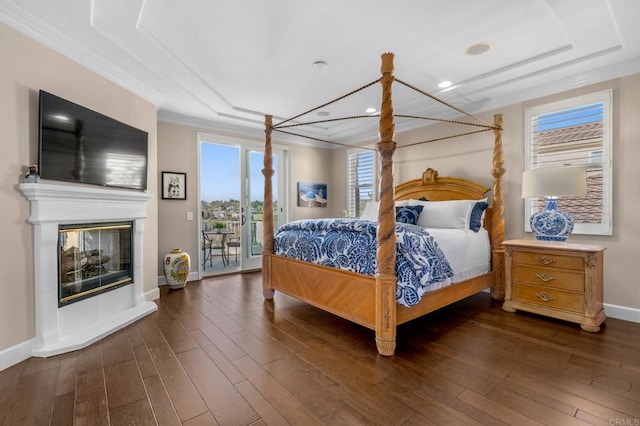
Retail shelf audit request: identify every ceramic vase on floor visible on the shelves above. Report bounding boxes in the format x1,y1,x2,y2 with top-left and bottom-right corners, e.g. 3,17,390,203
163,248,190,289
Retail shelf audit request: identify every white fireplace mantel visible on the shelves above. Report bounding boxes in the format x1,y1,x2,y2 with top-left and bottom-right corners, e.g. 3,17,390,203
20,182,157,357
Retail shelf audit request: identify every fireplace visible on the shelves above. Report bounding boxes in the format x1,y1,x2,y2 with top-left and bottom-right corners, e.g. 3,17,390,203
59,221,134,306
20,182,157,357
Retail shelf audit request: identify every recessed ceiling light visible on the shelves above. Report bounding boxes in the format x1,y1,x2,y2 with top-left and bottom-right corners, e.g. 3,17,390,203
317,111,330,116
365,107,377,114
465,42,491,56
438,81,452,89
312,60,328,69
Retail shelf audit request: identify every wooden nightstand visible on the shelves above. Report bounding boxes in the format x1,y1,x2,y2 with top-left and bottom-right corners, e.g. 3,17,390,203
502,239,606,332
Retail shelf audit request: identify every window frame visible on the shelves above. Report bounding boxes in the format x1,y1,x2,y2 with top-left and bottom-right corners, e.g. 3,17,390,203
346,148,377,218
524,89,613,236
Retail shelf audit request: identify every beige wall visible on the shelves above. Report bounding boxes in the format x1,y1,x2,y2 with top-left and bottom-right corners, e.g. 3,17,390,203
157,122,331,275
331,75,640,310
289,145,334,220
0,22,158,353
3,18,638,360
156,123,198,272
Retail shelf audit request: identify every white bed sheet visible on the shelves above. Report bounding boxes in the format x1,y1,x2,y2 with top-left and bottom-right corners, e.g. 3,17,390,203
423,227,491,292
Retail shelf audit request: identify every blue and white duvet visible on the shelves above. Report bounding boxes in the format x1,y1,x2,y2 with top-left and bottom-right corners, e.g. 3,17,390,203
273,219,454,307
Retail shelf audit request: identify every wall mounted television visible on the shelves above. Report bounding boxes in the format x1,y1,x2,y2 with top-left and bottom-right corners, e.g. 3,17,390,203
38,90,149,191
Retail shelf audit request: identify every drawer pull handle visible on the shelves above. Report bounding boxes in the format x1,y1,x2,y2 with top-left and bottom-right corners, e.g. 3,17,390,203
536,273,555,282
537,256,556,265
536,292,555,302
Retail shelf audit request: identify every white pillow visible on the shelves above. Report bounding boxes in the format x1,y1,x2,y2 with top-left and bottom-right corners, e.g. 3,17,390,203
360,201,379,221
360,199,411,221
409,199,487,230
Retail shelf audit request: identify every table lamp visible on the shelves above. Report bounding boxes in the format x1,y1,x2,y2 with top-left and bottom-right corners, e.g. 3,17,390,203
522,166,587,242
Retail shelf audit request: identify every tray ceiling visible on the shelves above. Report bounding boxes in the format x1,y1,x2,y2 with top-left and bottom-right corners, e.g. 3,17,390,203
2,0,639,146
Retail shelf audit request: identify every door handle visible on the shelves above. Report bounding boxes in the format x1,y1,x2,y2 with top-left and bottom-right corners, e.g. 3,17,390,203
241,214,246,226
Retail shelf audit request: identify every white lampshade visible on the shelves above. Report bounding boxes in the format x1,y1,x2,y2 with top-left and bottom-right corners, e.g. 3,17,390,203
522,166,587,198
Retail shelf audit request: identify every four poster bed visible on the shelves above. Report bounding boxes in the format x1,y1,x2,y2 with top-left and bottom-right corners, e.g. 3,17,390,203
261,53,506,356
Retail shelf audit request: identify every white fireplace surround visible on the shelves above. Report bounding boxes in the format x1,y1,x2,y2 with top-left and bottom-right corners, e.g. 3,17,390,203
20,182,157,357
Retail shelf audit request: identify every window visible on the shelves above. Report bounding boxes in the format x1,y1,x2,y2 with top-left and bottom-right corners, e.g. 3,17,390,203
346,149,377,217
524,90,612,235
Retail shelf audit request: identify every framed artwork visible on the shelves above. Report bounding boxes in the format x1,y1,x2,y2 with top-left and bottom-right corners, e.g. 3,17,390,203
297,182,327,207
162,171,186,200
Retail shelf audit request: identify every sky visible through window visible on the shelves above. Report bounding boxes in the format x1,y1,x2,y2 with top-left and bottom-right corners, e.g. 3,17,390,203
201,143,276,203
537,103,603,131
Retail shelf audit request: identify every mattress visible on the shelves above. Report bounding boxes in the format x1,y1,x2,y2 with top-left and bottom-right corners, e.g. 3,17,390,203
421,227,491,292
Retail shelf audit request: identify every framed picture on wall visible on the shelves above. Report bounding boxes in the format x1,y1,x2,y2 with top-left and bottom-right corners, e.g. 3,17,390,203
297,182,327,207
162,171,187,200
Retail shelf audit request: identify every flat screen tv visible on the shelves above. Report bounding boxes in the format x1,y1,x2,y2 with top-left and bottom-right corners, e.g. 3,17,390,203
38,90,148,191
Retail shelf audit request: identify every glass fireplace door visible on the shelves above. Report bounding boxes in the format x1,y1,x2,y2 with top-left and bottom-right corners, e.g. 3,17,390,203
58,221,133,306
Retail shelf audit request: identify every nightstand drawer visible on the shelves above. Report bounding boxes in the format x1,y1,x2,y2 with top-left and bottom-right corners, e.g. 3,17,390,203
512,265,584,292
512,283,585,313
512,251,584,271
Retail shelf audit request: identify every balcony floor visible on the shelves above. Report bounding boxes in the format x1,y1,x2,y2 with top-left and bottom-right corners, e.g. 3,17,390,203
202,247,241,275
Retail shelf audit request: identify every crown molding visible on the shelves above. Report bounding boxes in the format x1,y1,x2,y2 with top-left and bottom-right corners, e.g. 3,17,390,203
0,1,162,106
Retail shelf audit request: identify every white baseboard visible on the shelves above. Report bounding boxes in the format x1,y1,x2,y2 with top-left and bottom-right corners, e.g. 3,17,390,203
604,303,640,324
0,338,34,372
157,271,199,286
145,287,160,301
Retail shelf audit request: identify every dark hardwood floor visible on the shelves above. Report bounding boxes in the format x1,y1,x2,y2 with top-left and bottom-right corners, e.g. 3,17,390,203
2,271,639,425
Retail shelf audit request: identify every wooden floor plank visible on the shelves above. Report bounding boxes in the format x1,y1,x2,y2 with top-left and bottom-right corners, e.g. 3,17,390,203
50,391,75,426
189,329,246,385
108,398,156,426
152,304,201,354
75,367,106,406
132,344,159,379
234,380,290,426
484,385,587,425
74,395,109,426
177,347,259,426
142,374,182,426
147,343,209,422
457,388,544,426
104,359,147,409
505,371,634,422
2,271,640,425
54,352,78,397
232,354,324,426
1,366,59,425
181,411,219,426
263,357,356,421
101,329,136,367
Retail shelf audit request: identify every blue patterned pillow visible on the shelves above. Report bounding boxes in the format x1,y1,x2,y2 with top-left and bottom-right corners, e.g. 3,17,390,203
395,205,423,225
469,201,489,232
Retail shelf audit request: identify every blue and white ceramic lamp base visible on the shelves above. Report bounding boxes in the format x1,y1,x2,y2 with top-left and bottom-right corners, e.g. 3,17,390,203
530,198,574,242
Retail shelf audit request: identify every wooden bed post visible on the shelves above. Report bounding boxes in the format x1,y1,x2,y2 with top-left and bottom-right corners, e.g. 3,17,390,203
490,113,506,300
376,52,398,356
262,114,274,299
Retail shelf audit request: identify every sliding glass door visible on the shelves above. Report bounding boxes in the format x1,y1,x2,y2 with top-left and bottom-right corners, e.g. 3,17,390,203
199,133,287,275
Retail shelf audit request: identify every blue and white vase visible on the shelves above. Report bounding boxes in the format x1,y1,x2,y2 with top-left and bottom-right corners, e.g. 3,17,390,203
530,198,574,242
